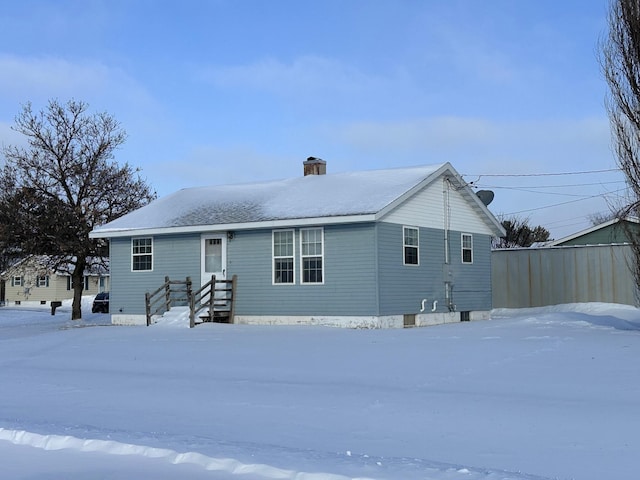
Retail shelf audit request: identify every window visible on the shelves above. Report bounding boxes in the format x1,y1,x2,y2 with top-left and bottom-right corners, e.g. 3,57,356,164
204,238,223,273
462,233,473,263
132,237,153,271
301,227,323,284
12,276,22,287
37,276,49,287
84,276,90,291
273,230,294,284
403,227,419,265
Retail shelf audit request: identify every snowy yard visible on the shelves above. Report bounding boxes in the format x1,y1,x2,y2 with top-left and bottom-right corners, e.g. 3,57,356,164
0,300,639,480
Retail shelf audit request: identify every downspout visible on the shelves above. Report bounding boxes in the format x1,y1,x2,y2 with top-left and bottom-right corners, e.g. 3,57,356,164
443,178,451,265
443,178,454,312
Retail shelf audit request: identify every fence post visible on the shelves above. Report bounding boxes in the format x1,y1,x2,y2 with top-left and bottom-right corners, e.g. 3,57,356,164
145,292,151,326
186,276,195,328
164,276,171,312
209,274,216,322
229,274,237,324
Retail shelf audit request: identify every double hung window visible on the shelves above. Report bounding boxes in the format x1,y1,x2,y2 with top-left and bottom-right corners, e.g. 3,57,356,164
403,226,419,265
132,237,153,271
301,228,324,284
462,233,473,264
273,230,294,284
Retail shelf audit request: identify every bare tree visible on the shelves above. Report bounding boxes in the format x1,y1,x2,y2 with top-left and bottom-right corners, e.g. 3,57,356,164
587,211,617,226
0,99,155,319
600,0,640,296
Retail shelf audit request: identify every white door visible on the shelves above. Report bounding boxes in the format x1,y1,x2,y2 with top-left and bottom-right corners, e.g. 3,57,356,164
201,234,227,288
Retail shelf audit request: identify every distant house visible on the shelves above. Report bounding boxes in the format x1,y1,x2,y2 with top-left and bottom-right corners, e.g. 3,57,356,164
548,217,640,246
90,159,505,328
1,256,109,306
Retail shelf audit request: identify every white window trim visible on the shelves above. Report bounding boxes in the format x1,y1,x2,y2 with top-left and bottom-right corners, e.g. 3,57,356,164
37,275,48,288
272,229,295,285
132,237,154,272
13,276,22,287
300,227,325,285
461,233,473,264
403,226,420,266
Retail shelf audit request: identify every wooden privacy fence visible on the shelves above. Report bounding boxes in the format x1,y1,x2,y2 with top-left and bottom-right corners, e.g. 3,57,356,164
145,275,237,327
492,244,637,309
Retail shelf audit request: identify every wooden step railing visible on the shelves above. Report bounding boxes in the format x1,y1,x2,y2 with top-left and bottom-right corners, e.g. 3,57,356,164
145,275,237,328
190,275,237,328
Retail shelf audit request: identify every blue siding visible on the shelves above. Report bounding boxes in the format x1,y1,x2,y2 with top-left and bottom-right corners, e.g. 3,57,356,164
230,224,379,316
447,233,493,311
377,222,446,315
109,223,493,318
377,223,493,315
110,234,201,315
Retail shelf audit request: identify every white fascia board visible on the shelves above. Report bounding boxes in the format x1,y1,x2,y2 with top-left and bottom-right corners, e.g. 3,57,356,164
375,163,451,220
375,162,506,237
89,213,378,238
442,165,506,237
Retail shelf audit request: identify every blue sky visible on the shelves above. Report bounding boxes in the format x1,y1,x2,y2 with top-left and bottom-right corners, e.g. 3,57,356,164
0,0,624,238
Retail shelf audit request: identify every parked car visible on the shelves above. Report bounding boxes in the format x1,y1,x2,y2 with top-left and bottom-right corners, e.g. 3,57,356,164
92,292,109,313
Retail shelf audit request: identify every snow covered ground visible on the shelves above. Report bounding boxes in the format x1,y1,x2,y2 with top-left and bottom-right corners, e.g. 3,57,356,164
0,299,639,480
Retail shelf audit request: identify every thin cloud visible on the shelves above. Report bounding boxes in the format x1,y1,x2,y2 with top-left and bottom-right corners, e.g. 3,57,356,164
197,55,401,97
149,145,300,196
332,116,612,170
0,54,110,96
0,54,156,111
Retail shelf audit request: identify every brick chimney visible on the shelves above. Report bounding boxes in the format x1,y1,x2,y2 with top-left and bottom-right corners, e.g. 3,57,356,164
303,157,326,176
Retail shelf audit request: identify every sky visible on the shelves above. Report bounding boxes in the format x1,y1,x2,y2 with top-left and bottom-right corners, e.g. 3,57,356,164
0,0,625,239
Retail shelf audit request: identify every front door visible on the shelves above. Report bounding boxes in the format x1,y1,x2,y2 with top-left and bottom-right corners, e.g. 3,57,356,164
201,234,227,288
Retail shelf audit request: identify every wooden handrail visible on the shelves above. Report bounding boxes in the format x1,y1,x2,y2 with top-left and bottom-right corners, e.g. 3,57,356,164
145,275,237,327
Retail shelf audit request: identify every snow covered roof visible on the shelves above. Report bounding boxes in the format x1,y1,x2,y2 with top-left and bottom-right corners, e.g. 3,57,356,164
91,162,503,237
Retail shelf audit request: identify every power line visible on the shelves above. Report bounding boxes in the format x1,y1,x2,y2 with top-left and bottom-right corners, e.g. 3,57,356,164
503,187,628,215
474,180,625,189
462,168,619,179
488,187,601,197
475,182,628,198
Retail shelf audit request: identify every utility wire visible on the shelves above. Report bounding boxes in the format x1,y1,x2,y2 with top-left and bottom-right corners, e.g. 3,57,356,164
475,182,628,197
474,180,625,189
503,187,628,215
462,168,619,179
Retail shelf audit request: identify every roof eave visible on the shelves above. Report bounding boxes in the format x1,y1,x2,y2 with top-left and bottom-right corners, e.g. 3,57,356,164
89,213,379,238
547,216,638,246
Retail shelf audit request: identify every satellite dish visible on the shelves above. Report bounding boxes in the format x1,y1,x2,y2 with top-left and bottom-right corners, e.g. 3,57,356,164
476,190,495,206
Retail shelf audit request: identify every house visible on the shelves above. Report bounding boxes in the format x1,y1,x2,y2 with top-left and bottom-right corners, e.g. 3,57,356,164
1,256,109,307
89,159,505,328
547,217,640,246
